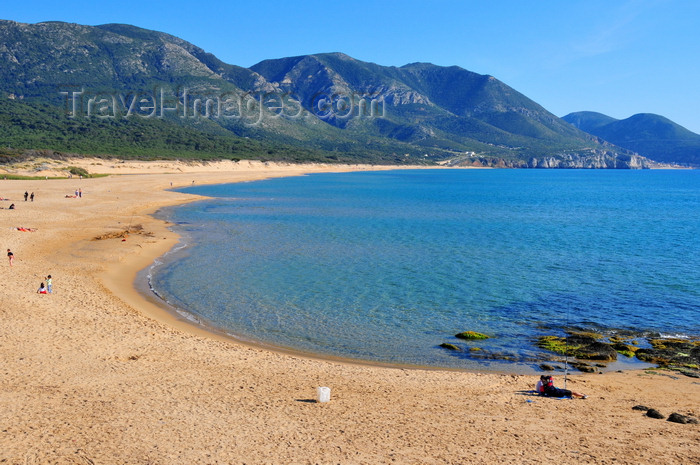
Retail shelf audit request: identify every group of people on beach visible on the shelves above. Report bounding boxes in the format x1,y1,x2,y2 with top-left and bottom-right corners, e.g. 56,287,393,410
65,188,83,198
7,248,53,290
1,194,15,209
7,248,54,294
7,183,55,291
2,190,37,207
37,275,52,294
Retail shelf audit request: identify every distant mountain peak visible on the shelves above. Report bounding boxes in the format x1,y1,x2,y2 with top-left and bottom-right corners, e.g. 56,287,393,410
563,111,700,165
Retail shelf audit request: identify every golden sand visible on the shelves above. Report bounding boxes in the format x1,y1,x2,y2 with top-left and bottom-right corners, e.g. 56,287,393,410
0,158,698,464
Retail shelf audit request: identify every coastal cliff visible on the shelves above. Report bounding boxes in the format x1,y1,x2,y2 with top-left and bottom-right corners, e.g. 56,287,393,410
446,151,649,169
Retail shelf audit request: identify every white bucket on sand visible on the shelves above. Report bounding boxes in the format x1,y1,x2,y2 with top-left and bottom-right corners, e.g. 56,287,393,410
317,386,331,403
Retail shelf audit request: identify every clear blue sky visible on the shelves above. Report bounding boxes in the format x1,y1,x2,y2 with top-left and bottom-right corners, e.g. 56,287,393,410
5,0,700,132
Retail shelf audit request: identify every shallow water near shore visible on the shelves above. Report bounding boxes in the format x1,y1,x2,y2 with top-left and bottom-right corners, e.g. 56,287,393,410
149,169,700,371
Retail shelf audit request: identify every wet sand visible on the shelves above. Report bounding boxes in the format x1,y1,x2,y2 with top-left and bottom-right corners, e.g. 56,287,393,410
0,158,698,464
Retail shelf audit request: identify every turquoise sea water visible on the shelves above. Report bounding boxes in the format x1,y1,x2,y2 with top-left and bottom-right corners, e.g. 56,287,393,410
149,169,700,372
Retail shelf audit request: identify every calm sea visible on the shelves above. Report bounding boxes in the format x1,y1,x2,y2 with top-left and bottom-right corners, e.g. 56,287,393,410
148,169,700,372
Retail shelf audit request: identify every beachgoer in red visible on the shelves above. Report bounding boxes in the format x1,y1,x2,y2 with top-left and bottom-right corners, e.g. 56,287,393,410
536,375,587,399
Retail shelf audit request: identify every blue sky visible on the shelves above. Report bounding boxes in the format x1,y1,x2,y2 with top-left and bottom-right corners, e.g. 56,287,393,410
5,0,700,132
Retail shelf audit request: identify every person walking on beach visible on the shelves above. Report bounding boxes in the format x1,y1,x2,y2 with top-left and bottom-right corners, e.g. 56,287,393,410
7,249,14,267
46,275,53,294
24,191,28,201
536,375,587,399
30,192,34,202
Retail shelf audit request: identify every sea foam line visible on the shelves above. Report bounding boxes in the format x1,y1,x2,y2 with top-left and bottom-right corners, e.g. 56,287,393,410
145,240,205,326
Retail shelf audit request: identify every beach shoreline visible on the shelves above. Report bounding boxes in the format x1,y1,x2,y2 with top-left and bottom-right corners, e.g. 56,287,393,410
130,223,657,376
108,161,470,372
1,158,698,464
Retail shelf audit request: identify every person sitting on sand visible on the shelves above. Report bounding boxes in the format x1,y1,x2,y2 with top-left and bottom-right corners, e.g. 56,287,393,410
37,282,47,294
536,375,587,399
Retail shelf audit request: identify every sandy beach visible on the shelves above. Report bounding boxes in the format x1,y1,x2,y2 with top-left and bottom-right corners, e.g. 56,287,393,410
0,158,698,465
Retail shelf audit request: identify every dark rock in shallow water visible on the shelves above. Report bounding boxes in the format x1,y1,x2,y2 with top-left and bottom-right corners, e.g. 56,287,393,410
667,413,698,424
575,341,618,361
612,342,639,358
566,332,604,345
537,331,700,370
536,333,617,361
635,338,700,369
539,364,555,371
572,362,596,373
632,405,650,411
439,343,460,351
646,408,665,419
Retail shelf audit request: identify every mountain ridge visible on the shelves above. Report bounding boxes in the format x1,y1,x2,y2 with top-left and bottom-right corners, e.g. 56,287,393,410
0,19,648,168
563,111,700,166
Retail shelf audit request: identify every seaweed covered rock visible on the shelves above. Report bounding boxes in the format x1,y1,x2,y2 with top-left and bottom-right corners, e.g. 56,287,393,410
537,332,617,361
612,342,639,358
635,338,700,369
566,331,604,344
572,362,596,373
646,408,665,419
537,336,571,355
536,329,700,370
575,341,618,361
439,343,460,351
455,331,490,340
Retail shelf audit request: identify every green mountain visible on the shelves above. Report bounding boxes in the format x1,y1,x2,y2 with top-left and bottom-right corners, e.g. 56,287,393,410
561,111,619,133
563,112,700,166
251,55,597,153
0,19,646,168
